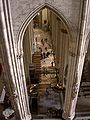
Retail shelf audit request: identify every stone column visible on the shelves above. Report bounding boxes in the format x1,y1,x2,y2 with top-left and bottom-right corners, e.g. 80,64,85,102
55,20,69,109
0,0,31,120
28,23,33,64
51,12,57,54
23,20,34,84
38,11,42,29
29,20,34,61
55,18,61,67
62,50,78,120
17,51,32,120
62,0,90,119
23,26,30,80
55,19,68,87
59,27,68,87
42,8,48,24
62,43,87,120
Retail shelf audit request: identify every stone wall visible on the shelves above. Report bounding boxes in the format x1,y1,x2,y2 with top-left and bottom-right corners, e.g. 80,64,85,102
9,0,82,44
1,0,90,119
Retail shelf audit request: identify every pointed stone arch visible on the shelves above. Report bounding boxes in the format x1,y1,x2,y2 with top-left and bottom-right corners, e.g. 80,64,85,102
16,2,75,118
18,3,73,54
1,0,90,119
16,3,74,119
1,0,76,119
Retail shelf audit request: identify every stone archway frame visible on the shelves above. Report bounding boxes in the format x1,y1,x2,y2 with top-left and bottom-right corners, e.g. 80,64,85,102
1,0,76,119
17,2,74,120
18,3,74,54
17,2,74,86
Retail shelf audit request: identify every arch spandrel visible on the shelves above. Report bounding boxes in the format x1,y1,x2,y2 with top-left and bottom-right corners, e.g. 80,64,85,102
17,3,74,54
10,0,81,43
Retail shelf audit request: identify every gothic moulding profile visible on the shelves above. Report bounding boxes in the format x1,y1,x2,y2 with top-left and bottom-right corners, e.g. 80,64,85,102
17,2,74,88
17,2,74,79
17,2,74,119
71,71,79,100
71,31,90,100
17,2,74,54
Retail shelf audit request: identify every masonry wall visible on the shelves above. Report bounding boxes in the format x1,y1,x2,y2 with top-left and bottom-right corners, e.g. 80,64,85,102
9,0,82,45
1,0,90,119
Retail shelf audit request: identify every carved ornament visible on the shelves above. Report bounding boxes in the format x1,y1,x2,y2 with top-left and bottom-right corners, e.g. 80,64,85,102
71,82,78,99
13,90,18,98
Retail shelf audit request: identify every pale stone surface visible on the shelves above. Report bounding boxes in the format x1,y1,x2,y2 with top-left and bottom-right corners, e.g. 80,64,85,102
9,0,81,43
1,0,90,120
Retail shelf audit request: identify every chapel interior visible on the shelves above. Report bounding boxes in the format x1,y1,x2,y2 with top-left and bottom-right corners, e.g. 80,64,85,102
0,1,90,120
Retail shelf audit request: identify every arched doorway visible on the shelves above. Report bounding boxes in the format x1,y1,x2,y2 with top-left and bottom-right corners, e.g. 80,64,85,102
1,0,90,119
18,4,72,119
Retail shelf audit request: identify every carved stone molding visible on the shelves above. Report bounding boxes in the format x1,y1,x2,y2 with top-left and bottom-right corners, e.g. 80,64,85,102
71,82,78,99
71,70,78,99
71,72,78,99
13,90,18,98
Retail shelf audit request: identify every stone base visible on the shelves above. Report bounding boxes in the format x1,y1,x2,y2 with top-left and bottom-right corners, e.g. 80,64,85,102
62,111,75,120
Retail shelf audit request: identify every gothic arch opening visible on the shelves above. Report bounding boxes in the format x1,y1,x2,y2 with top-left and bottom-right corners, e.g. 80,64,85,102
2,0,90,119
18,4,72,119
